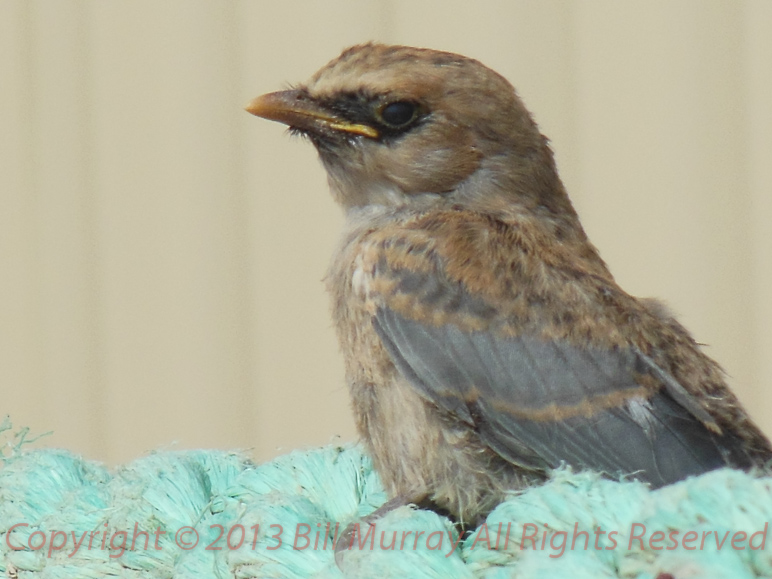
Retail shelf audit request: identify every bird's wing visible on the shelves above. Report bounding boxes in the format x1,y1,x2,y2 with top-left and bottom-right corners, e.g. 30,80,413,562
362,212,747,486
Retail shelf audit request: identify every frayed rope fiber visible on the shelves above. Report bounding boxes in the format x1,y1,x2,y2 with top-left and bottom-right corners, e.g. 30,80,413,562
1,441,771,579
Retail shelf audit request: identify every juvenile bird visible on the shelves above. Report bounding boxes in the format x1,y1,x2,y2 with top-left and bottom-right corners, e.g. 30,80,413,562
246,43,771,525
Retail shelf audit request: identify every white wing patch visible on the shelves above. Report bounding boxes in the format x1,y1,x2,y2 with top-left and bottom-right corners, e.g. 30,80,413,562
351,253,372,299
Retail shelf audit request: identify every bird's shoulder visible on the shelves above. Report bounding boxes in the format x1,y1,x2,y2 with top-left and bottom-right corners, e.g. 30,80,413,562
335,204,651,350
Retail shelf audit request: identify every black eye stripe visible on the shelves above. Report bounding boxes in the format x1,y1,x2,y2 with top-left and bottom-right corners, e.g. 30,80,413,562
318,93,425,139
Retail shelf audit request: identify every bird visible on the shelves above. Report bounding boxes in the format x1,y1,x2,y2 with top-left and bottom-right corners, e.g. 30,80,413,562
246,43,772,527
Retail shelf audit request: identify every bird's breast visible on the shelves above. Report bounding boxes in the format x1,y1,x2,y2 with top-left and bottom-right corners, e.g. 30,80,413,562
325,222,528,518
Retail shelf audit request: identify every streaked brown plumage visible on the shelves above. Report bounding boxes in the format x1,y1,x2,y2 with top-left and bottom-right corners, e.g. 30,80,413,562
246,43,772,524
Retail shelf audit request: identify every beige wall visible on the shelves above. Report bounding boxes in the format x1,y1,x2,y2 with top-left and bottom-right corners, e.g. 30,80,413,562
1,0,770,465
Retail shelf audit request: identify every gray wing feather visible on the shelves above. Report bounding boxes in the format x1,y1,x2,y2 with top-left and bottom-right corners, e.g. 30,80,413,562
374,307,753,487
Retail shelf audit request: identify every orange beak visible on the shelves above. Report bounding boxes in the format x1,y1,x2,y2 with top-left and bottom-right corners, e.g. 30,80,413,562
245,89,379,139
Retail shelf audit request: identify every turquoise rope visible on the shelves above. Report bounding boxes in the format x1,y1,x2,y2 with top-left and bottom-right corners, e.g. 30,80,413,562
1,441,770,578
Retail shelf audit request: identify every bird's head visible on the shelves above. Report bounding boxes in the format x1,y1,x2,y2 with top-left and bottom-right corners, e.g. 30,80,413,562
247,43,573,219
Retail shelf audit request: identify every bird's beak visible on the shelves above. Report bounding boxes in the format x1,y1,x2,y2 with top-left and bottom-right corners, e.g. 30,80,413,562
245,89,379,139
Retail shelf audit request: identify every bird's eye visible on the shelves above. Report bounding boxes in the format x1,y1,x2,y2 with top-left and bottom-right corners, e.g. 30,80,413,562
378,101,418,128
